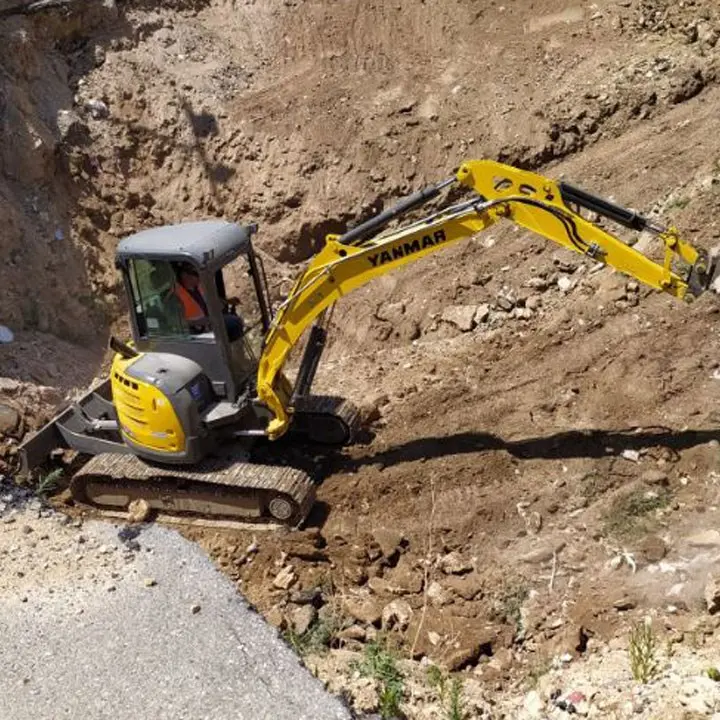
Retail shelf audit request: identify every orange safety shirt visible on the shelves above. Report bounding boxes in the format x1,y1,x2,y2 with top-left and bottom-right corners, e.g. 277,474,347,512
173,284,207,323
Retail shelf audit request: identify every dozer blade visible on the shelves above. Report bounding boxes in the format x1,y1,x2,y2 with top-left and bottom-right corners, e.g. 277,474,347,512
71,453,316,528
18,379,124,475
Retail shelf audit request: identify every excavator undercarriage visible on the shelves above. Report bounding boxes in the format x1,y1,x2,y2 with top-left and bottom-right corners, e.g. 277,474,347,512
23,383,358,527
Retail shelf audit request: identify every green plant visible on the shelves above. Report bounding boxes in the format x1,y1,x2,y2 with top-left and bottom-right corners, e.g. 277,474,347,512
427,665,466,720
706,666,720,682
668,195,691,210
285,613,342,657
629,620,658,683
36,468,63,499
447,677,464,720
579,472,614,502
603,489,670,538
355,639,405,719
496,583,529,637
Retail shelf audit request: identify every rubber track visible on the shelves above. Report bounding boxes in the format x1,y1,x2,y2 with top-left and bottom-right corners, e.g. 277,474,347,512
72,452,316,526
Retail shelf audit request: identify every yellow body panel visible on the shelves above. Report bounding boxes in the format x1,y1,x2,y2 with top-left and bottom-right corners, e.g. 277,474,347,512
111,353,186,454
256,159,709,439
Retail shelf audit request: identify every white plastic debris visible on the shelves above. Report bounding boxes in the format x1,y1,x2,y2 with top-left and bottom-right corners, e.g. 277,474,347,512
84,99,109,119
0,326,14,344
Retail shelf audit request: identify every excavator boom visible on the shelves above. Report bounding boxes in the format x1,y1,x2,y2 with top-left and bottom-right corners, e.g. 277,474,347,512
258,160,717,438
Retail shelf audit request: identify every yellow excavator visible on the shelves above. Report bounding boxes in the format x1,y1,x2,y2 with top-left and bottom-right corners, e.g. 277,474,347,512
18,160,719,526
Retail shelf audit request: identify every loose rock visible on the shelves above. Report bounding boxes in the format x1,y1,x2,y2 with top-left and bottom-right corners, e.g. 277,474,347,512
85,99,109,119
383,561,423,594
446,645,482,671
427,581,452,607
265,606,285,630
621,449,641,462
440,551,473,575
338,625,366,642
641,469,669,486
523,690,545,718
381,599,413,631
344,597,383,626
688,530,720,548
56,110,89,145
705,573,720,614
273,565,297,590
290,604,317,635
474,303,491,324
557,276,575,293
128,499,152,523
442,572,484,601
0,404,19,434
371,528,406,561
613,597,637,611
638,534,667,563
441,305,477,332
289,587,322,606
496,295,515,311
520,540,566,564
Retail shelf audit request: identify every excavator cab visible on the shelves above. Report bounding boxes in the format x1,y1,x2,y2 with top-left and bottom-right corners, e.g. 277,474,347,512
116,221,273,402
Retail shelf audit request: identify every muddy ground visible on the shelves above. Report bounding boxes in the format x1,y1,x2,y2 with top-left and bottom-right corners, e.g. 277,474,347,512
2,0,720,717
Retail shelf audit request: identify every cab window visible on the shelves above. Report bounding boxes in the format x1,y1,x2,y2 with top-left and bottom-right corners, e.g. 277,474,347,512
127,259,191,338
220,255,264,355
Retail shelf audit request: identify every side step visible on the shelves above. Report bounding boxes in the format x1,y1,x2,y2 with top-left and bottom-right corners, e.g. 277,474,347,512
71,453,316,528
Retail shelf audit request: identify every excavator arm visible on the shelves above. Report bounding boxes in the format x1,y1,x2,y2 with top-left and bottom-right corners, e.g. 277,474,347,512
257,159,718,438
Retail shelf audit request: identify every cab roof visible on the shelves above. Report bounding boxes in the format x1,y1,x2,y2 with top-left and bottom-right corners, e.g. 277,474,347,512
116,221,252,269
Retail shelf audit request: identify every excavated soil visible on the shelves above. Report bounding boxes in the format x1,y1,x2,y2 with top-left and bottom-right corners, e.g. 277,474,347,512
3,0,720,717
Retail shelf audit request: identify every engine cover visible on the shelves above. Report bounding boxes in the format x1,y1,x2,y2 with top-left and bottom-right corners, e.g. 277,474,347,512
111,351,214,463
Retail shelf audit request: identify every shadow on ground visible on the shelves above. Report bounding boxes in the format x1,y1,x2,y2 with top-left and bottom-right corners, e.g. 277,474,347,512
342,426,720,471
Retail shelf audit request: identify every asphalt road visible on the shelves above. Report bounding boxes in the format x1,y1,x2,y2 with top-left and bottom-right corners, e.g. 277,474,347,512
0,518,353,720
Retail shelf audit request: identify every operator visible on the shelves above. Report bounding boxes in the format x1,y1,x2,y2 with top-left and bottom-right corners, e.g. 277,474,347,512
172,262,244,341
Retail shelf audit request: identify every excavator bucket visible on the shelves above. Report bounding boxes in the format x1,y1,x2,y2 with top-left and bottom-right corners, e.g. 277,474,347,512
709,254,720,294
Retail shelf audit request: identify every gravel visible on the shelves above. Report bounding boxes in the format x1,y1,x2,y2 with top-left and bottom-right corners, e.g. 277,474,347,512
0,498,352,720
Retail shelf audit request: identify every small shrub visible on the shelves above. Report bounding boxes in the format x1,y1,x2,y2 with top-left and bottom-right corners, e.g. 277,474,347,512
526,653,553,689
495,583,529,637
355,639,404,719
285,613,342,657
36,468,63,499
629,620,658,683
668,195,691,210
603,489,670,538
427,665,466,720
